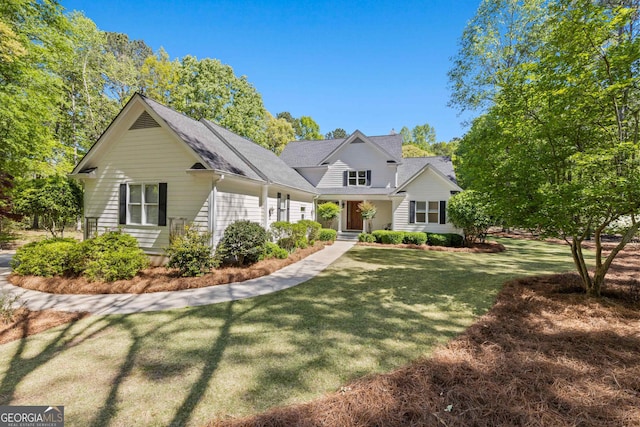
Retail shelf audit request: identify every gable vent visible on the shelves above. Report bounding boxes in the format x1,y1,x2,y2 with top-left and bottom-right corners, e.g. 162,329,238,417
129,111,161,130
350,138,364,144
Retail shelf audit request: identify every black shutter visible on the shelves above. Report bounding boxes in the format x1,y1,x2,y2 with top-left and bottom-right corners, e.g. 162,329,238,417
409,200,416,224
286,194,290,222
158,183,167,226
366,170,371,186
277,192,282,221
119,184,127,225
439,201,447,224
343,170,348,186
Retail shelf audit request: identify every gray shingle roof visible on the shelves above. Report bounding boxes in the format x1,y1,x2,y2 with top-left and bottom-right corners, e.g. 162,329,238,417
316,187,396,196
142,95,316,193
397,156,458,187
280,133,403,168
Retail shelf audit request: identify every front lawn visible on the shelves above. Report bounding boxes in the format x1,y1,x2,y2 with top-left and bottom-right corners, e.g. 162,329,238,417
0,238,582,426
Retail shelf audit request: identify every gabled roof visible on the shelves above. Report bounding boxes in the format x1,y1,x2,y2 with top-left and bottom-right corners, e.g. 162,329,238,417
72,94,317,194
395,156,461,192
280,131,403,168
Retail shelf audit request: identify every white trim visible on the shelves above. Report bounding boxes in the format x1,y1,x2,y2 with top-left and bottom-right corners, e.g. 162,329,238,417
394,163,462,194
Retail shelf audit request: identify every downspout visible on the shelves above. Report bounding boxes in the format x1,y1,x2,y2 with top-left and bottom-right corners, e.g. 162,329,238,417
209,175,224,250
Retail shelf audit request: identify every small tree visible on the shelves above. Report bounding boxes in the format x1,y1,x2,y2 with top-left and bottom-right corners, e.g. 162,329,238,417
165,225,215,277
215,220,268,266
447,191,495,246
14,176,83,238
357,201,377,233
317,202,341,228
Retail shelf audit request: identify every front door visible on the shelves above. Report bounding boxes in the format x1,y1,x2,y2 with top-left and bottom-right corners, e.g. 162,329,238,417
347,201,363,231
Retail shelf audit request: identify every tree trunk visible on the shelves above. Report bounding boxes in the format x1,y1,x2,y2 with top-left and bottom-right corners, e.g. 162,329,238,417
570,236,596,295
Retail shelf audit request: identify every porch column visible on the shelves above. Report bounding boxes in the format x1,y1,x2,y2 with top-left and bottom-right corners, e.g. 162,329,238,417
337,199,342,232
261,184,269,230
209,175,223,249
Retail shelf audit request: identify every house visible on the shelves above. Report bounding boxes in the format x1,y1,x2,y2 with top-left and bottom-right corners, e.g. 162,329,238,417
280,132,463,235
71,94,462,262
70,93,317,263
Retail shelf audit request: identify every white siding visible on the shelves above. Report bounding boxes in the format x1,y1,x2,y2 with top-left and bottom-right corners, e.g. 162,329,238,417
86,126,210,253
393,168,462,235
215,180,262,244
317,141,397,189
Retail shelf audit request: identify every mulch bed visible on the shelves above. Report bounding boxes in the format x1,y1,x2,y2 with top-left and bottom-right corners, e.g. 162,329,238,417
9,242,329,295
0,308,89,345
356,241,505,253
210,245,640,427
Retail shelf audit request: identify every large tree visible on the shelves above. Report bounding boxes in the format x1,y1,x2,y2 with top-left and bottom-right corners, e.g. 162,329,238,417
452,0,640,296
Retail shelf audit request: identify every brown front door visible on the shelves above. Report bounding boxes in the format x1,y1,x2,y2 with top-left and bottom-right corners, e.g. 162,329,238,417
347,201,363,231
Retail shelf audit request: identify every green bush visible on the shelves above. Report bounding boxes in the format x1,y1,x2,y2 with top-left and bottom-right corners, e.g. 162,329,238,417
270,221,292,242
358,233,376,243
382,231,405,244
318,228,337,241
11,238,78,277
428,233,450,247
271,221,309,251
298,219,321,242
216,220,268,266
371,230,386,243
447,190,495,245
262,242,289,260
73,231,149,282
403,232,427,245
317,202,341,227
448,233,465,247
277,236,297,252
165,225,215,277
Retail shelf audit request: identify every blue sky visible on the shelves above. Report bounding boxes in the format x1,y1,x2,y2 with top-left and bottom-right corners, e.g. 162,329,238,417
62,0,481,142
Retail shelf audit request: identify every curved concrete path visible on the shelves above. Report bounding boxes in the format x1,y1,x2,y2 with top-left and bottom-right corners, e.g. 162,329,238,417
0,241,355,315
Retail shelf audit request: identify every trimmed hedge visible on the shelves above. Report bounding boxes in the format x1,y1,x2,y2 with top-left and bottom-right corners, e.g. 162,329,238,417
358,233,376,243
372,230,405,244
427,233,449,247
216,220,269,266
73,231,149,282
11,238,78,277
318,228,337,241
403,232,427,245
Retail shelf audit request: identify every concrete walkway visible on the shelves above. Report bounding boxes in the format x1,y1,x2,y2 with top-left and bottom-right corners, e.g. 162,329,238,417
0,241,355,315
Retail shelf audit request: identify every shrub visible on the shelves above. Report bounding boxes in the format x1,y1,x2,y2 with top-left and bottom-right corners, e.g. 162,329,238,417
403,232,427,245
270,221,293,242
428,233,450,247
165,225,215,277
73,231,149,282
380,231,405,244
317,202,341,227
262,242,289,260
448,233,465,247
0,291,21,324
358,233,376,243
215,220,268,266
11,238,78,277
277,237,297,252
447,190,495,245
298,219,322,242
372,230,387,243
271,221,309,251
318,228,337,241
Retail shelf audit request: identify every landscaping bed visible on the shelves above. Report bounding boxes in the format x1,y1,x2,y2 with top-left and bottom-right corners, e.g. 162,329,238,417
0,308,88,345
215,244,640,427
8,242,328,295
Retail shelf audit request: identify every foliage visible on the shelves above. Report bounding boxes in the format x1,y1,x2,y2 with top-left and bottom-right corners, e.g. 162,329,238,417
318,228,337,241
325,128,348,139
428,233,450,247
165,225,215,277
14,176,83,238
0,291,21,324
372,230,405,244
11,238,78,277
400,123,437,151
448,190,495,245
358,233,376,243
271,221,309,252
298,219,322,242
297,116,323,140
0,173,21,235
403,232,427,245
73,231,149,282
215,220,269,266
402,144,433,158
358,201,377,233
317,202,341,227
264,112,295,154
451,0,640,296
140,47,180,105
262,242,289,260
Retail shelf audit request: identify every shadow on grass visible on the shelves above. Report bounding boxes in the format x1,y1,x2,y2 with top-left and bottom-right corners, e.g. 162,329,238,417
0,238,590,426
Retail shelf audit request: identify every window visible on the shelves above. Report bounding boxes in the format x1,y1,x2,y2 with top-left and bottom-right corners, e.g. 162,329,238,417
84,217,98,240
277,193,290,222
300,206,306,220
410,200,446,224
415,202,426,223
347,170,370,186
128,183,158,225
428,201,439,223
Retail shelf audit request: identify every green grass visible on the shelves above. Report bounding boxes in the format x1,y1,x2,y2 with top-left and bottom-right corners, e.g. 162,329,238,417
0,238,588,426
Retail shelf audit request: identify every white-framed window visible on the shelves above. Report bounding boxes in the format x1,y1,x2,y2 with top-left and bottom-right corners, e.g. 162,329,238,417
348,170,369,186
128,183,159,225
300,206,306,220
415,201,427,223
428,201,439,223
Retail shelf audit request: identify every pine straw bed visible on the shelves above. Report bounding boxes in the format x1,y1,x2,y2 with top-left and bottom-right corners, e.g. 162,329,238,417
8,242,328,295
0,308,88,345
211,246,640,427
